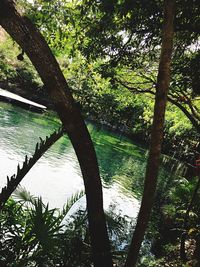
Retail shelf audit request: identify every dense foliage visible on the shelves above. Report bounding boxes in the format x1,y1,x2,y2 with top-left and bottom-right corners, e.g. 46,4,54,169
0,188,134,267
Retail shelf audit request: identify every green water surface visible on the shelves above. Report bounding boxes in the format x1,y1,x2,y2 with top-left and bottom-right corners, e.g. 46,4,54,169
0,102,172,216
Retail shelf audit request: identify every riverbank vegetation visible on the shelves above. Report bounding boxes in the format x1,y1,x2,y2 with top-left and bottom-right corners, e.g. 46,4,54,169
0,0,200,266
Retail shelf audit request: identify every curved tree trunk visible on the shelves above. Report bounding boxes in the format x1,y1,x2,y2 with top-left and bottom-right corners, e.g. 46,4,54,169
125,1,175,266
0,1,113,266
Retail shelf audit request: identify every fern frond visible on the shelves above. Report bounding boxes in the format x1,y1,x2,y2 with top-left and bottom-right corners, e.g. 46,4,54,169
13,186,36,205
0,127,64,210
59,190,85,222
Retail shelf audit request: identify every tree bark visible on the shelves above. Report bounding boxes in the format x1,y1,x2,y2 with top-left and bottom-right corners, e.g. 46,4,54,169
125,1,175,266
0,1,113,266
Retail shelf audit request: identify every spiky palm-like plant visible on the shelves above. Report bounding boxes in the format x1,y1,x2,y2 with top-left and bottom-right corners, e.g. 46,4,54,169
0,187,85,267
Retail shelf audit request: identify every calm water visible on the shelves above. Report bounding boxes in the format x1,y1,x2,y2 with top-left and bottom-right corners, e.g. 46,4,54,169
0,102,172,217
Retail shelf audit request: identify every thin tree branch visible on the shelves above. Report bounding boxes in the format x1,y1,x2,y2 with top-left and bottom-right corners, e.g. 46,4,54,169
116,78,200,134
125,1,175,265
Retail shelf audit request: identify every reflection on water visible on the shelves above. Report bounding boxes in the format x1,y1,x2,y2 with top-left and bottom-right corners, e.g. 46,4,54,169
1,102,163,216
88,124,147,198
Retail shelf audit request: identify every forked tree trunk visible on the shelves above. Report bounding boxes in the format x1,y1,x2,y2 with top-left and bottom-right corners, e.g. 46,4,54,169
125,1,175,266
0,1,113,266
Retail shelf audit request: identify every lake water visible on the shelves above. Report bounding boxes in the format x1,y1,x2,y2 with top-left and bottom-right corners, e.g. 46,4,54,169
0,102,172,218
